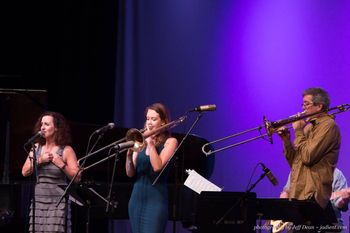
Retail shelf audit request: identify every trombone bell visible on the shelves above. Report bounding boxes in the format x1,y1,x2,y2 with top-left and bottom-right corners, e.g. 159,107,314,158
125,128,145,152
116,114,188,152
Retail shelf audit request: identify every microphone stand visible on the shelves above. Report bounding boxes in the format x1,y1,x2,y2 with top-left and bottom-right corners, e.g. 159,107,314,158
152,112,203,185
30,142,38,233
152,112,204,233
57,133,104,206
105,149,119,213
57,132,111,233
215,171,267,231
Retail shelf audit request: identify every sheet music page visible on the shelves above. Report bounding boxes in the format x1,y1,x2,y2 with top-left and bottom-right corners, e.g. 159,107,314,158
184,169,222,194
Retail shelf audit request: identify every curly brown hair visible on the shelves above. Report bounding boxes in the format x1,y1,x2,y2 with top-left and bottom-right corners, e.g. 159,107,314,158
33,111,72,146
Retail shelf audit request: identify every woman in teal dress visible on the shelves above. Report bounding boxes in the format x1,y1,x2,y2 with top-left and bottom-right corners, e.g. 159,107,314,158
126,103,178,233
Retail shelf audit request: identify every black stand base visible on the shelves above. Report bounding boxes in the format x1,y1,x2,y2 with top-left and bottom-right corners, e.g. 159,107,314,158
193,191,257,233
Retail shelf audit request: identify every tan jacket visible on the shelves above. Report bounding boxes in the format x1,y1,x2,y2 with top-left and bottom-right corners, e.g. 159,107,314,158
283,114,341,208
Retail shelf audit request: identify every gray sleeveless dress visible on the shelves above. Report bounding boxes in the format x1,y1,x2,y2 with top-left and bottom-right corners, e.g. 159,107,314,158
29,145,71,233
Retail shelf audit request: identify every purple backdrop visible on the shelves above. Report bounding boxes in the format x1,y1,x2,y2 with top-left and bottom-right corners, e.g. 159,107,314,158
114,0,350,231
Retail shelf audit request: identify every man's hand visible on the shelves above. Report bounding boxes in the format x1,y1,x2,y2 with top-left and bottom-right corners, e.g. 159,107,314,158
292,119,307,130
277,127,291,143
331,188,350,209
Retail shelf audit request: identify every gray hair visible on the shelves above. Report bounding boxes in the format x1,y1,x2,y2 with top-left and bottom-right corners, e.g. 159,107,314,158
303,87,330,110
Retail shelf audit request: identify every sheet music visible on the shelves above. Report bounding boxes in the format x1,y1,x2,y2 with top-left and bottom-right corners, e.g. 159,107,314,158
184,169,222,194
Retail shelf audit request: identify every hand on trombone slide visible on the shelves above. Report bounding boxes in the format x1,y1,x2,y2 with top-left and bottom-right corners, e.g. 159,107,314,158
276,126,291,143
276,111,304,134
276,111,307,142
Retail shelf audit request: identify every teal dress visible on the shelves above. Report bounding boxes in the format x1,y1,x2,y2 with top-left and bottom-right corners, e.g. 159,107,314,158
128,144,171,233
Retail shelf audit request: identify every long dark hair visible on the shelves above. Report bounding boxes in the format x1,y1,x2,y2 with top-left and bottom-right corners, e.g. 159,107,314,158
33,111,72,146
144,103,171,146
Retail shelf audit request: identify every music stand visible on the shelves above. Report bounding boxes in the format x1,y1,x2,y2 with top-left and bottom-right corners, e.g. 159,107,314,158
256,198,339,232
194,191,257,233
57,184,117,233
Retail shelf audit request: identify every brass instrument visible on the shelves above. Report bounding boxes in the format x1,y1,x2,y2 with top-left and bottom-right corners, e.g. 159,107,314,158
78,115,187,171
202,104,350,156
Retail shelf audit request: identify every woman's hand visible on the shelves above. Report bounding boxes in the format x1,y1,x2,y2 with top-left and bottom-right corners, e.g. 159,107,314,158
145,136,155,147
51,153,66,169
40,151,53,164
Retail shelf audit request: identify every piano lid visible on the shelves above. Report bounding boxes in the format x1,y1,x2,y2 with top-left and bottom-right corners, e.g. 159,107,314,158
0,89,48,183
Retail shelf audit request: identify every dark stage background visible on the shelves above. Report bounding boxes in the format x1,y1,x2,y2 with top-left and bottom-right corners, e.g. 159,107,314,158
1,1,350,233
0,0,116,124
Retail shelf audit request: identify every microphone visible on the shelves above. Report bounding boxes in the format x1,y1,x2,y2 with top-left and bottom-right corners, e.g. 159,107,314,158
260,163,278,186
190,104,217,112
24,131,43,147
114,141,135,150
94,123,115,134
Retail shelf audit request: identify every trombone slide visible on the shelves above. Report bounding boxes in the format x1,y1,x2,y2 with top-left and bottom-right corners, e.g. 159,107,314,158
201,104,350,156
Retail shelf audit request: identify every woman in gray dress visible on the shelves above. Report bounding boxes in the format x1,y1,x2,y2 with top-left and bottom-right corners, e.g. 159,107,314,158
22,111,81,233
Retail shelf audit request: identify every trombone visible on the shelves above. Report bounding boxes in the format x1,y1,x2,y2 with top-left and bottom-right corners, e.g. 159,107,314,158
202,103,350,156
77,115,187,171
